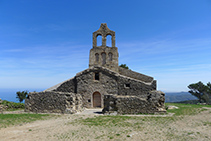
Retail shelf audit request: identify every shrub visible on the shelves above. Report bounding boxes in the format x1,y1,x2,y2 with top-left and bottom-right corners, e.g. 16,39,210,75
2,100,25,110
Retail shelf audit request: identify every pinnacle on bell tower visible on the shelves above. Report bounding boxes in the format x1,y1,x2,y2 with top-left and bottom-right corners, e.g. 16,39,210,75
89,23,119,72
92,23,116,47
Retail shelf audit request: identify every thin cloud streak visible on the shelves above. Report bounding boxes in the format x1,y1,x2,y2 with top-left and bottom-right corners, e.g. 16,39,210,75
119,38,211,56
117,37,211,92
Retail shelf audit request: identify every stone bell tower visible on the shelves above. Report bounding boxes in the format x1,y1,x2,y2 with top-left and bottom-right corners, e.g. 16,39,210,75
89,23,119,72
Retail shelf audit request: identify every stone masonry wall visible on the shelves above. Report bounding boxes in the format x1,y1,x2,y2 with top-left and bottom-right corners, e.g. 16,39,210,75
76,67,118,108
117,76,156,99
25,91,83,114
119,67,153,83
89,46,119,72
52,66,157,108
55,77,76,93
103,90,166,114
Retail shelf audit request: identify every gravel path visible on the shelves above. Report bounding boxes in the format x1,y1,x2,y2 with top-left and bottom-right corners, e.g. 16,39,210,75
76,108,103,115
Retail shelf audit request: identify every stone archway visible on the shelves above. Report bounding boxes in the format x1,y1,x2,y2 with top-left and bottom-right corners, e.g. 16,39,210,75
93,92,101,108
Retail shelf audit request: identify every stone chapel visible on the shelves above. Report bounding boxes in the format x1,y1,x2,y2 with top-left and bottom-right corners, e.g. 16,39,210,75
25,23,166,114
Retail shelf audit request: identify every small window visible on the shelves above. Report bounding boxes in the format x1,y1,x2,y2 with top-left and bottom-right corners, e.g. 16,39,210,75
101,52,106,65
108,52,113,61
95,53,99,62
88,99,91,102
106,35,112,47
95,72,99,80
125,84,130,88
97,35,102,46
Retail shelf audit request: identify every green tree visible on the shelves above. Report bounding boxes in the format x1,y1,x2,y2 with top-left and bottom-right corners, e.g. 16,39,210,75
119,64,129,69
188,81,209,103
207,82,211,92
206,82,211,104
16,91,28,103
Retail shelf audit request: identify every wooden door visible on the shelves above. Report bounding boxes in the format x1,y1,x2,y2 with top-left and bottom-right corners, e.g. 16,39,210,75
93,92,101,108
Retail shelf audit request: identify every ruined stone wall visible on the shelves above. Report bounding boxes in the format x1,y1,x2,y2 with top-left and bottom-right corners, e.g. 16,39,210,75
76,67,118,108
25,91,83,114
103,91,166,114
117,76,156,99
119,67,154,83
55,78,76,93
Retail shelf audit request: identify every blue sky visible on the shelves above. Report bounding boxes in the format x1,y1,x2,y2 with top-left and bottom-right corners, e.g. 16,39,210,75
0,0,211,92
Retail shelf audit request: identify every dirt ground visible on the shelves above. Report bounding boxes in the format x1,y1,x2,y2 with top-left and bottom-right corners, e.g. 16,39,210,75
1,108,211,141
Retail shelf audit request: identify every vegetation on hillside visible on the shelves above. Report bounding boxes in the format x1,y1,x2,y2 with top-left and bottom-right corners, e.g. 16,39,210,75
165,92,197,103
1,100,25,111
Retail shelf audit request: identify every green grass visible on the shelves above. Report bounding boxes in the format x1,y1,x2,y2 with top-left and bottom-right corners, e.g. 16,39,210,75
165,103,211,116
0,113,51,128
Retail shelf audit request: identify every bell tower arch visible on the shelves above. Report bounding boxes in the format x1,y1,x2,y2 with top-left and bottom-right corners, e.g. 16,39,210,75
89,23,119,72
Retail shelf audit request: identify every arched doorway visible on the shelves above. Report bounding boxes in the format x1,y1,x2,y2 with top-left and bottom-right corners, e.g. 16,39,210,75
93,92,101,108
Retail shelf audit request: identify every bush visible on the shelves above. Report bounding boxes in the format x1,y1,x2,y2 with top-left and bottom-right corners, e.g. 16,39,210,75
1,100,25,110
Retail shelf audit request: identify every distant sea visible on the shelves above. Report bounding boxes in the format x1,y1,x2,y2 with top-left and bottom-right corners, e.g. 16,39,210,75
0,88,197,103
0,88,45,102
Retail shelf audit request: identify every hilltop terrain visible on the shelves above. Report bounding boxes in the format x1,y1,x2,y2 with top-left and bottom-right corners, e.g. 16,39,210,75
0,103,211,140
